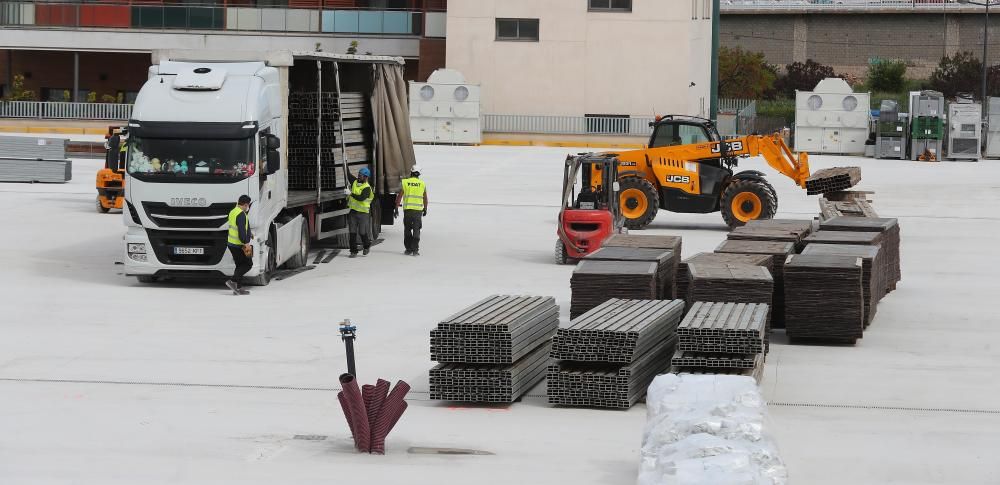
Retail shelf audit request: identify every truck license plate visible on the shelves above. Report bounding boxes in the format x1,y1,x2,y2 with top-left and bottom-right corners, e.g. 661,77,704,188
173,247,205,255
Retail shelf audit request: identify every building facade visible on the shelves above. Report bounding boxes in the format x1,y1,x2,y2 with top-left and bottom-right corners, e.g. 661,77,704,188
445,0,712,119
0,0,447,101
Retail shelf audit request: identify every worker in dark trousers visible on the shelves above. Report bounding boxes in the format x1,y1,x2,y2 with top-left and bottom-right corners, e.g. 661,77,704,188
347,166,374,257
395,165,428,256
226,195,253,295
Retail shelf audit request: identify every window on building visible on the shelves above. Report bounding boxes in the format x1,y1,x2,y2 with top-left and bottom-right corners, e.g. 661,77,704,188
589,0,632,12
496,18,539,42
586,114,630,134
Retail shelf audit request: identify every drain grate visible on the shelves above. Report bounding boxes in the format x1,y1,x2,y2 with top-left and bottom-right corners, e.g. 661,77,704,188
293,435,328,441
768,402,1000,415
408,447,494,456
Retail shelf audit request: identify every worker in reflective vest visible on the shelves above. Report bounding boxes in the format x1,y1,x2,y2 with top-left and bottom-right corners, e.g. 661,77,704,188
226,195,253,295
395,165,428,256
347,166,374,257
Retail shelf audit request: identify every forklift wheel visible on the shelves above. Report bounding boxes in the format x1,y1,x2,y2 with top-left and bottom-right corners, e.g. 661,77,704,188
96,196,110,213
554,240,568,265
720,179,777,228
618,177,659,230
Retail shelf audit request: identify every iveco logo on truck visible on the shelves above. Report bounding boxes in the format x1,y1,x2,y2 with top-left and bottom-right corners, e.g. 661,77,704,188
710,141,744,153
666,175,691,184
169,197,208,207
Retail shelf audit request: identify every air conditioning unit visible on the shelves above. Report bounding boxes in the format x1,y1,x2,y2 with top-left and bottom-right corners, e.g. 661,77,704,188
795,78,870,155
408,69,481,145
947,102,981,161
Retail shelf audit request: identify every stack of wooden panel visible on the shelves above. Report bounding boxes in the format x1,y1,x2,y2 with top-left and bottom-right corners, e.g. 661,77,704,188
570,260,658,319
714,239,795,329
670,302,768,382
727,220,813,251
548,299,683,409
805,166,862,195
429,295,557,403
819,216,901,292
783,254,864,343
801,244,884,326
583,247,675,300
676,253,773,303
686,264,773,309
804,230,889,295
602,235,682,296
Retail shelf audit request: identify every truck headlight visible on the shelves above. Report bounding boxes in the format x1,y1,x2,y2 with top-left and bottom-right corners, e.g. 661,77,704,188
128,243,147,254
128,253,148,262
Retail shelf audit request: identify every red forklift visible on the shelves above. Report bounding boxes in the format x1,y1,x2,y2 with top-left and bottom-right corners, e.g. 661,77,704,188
555,153,624,264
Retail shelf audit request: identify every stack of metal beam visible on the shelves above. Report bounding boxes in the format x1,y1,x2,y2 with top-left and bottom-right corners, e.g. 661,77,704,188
805,167,862,195
603,234,682,297
570,260,658,319
676,253,772,303
428,295,557,403
819,216,901,292
548,299,683,409
783,254,865,343
670,302,768,382
287,91,370,190
0,135,72,183
801,244,884,326
583,247,675,299
714,239,795,329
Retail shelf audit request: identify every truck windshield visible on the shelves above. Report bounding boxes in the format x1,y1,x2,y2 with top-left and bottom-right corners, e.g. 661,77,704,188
126,136,255,182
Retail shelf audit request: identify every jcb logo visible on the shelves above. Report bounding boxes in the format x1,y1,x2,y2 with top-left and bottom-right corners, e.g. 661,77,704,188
666,175,691,184
710,141,744,153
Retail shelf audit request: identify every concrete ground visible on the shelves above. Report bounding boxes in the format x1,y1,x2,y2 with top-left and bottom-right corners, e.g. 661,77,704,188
1,144,998,484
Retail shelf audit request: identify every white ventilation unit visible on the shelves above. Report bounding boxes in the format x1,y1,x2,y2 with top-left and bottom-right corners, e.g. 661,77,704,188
794,78,870,155
409,69,481,144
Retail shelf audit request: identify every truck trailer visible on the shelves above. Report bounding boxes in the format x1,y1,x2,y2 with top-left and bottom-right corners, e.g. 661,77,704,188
119,50,416,285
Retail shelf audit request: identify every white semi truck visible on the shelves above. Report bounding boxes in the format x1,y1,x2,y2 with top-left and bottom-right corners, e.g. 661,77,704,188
119,50,415,285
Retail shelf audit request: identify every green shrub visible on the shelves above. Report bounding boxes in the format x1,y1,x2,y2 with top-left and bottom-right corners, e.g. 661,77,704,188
718,47,776,99
867,59,907,92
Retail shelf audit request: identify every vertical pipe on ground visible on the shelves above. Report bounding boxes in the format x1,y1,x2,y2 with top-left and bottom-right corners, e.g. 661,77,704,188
73,52,79,103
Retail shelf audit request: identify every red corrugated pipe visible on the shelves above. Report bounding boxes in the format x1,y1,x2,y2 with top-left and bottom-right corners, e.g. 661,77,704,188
337,375,409,454
338,373,371,452
370,380,411,455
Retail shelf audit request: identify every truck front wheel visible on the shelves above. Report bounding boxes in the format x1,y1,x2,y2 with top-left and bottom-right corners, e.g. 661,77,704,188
246,232,276,286
285,222,310,269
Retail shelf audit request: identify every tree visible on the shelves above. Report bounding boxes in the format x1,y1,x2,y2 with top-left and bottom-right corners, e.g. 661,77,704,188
773,59,836,98
867,59,907,92
86,91,97,103
101,94,117,103
929,52,981,98
5,74,36,101
717,46,776,99
346,41,359,55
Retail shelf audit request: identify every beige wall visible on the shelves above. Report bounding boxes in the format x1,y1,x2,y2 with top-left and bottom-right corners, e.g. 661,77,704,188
447,0,712,117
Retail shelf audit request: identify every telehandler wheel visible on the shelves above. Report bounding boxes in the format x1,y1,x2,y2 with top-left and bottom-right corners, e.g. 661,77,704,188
721,179,777,228
619,177,659,230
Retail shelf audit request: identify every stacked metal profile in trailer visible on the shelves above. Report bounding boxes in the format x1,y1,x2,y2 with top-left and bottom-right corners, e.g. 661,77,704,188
946,101,982,161
875,100,907,159
909,90,945,161
287,91,371,190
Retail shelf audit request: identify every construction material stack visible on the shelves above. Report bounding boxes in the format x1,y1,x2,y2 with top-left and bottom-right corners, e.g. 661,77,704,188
429,295,557,403
676,253,773,303
714,239,795,329
801,244,884,326
287,91,371,190
0,135,72,183
670,302,769,381
818,216,901,292
783,254,865,344
947,99,982,161
985,97,1000,158
910,90,945,161
819,191,878,220
570,260,659,319
806,167,862,195
548,299,684,409
603,234,682,298
583,247,675,299
876,99,908,159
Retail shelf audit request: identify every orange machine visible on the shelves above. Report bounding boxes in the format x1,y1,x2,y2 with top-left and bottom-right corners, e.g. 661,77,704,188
595,115,810,228
96,126,126,213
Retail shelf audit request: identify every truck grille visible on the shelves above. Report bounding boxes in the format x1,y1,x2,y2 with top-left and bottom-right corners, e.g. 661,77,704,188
142,201,231,229
146,229,228,265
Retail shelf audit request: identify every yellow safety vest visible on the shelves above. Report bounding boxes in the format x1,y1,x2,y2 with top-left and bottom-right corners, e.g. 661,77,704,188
401,177,425,211
347,180,373,213
227,206,248,245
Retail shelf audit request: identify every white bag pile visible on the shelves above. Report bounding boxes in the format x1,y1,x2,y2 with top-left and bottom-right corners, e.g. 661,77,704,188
638,374,787,485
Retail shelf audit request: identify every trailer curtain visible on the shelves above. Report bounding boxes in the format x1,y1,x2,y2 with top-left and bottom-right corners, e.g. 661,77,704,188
371,63,416,194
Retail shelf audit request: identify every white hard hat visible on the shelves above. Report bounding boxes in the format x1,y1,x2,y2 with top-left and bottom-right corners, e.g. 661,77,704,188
411,164,422,173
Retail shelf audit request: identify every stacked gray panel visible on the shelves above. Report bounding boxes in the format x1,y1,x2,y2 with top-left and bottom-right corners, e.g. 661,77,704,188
801,244,884,326
819,216,901,292
583,246,676,299
671,302,768,381
805,167,862,195
570,260,658,319
0,135,68,160
430,343,550,403
727,223,810,252
603,234,682,298
686,264,773,309
429,295,558,403
0,159,72,183
547,335,677,409
551,299,684,363
783,254,864,343
676,253,772,304
714,239,795,329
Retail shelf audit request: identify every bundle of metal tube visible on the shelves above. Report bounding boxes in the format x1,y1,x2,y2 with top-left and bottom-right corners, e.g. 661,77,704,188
337,373,410,454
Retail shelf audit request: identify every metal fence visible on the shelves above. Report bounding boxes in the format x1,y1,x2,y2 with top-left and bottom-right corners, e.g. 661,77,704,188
719,98,755,114
722,0,970,11
483,114,656,137
0,101,132,120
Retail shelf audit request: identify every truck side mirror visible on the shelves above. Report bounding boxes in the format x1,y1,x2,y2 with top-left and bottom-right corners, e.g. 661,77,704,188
266,134,281,150
105,135,120,170
266,149,280,174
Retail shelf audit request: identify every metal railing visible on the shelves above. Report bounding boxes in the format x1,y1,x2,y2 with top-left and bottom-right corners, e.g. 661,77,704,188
0,1,428,35
719,98,755,114
483,114,656,137
721,0,971,11
0,101,133,120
